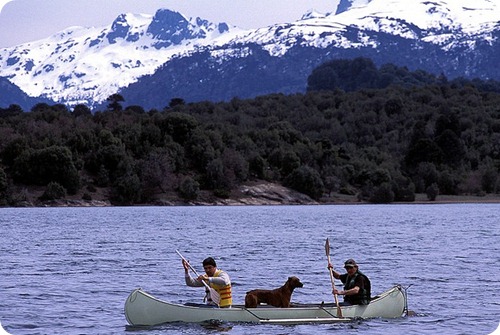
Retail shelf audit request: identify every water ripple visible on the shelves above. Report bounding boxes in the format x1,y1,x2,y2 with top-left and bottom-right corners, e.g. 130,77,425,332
0,204,499,334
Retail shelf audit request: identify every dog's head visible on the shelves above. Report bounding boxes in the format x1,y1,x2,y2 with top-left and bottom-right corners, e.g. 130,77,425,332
287,276,304,289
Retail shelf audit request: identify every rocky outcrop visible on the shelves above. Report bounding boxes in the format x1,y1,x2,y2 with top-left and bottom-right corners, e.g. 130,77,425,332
190,183,319,206
236,183,318,205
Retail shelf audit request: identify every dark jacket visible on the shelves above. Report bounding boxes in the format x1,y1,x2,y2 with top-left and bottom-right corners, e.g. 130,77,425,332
339,270,371,305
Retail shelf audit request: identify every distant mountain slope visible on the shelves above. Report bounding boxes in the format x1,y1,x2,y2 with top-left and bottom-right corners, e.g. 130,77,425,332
1,0,500,109
0,77,53,110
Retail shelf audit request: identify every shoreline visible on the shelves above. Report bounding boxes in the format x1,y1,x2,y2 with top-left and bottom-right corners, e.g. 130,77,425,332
4,181,500,208
6,192,500,208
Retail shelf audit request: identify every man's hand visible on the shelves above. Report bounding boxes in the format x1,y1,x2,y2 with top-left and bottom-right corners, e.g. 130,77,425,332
182,259,190,273
197,274,209,282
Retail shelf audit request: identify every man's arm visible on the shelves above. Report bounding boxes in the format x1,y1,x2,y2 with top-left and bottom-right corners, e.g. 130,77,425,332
339,274,364,295
208,270,231,286
337,286,360,296
185,272,204,287
182,259,204,287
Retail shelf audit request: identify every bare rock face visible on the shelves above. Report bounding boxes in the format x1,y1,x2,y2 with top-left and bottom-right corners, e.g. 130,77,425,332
233,183,318,205
185,182,318,206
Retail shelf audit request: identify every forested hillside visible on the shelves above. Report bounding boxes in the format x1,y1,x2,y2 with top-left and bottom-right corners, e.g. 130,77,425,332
0,59,499,206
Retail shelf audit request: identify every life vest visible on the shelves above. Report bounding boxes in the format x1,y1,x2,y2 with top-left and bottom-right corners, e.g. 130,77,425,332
210,269,232,307
343,270,371,305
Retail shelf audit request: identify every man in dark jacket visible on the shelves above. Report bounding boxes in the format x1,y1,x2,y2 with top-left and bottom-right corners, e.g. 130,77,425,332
329,258,371,305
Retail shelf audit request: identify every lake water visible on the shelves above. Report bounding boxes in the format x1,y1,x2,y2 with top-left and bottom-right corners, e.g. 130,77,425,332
0,204,499,335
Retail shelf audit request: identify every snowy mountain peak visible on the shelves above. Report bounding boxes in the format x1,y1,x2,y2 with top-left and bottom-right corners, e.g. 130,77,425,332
107,13,150,44
335,0,372,15
1,0,500,108
300,9,329,20
147,9,195,48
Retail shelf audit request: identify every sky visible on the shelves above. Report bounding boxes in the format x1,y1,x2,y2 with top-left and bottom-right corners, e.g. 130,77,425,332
0,0,340,48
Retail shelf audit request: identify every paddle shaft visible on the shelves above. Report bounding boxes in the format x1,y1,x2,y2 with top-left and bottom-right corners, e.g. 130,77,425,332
175,250,212,289
176,250,203,278
325,239,343,318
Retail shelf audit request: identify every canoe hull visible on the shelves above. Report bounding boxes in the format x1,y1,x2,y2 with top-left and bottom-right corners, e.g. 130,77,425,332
125,285,407,326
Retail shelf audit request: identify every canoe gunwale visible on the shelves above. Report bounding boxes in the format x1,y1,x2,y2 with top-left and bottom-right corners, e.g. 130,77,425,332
125,284,407,326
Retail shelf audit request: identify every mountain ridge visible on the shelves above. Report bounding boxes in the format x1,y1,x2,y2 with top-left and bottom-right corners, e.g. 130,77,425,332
0,8,239,107
1,0,500,109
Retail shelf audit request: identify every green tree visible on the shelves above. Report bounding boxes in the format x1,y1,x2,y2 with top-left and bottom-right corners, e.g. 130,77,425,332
426,183,439,201
0,104,23,117
160,112,199,145
139,149,176,198
112,172,141,204
205,158,229,192
13,146,80,194
222,149,249,184
435,129,465,167
284,166,324,200
307,57,379,92
384,96,404,115
369,182,395,203
0,167,8,204
391,176,415,202
281,151,301,177
248,154,266,179
72,104,92,117
480,164,498,193
438,170,459,195
39,182,67,201
178,176,200,200
169,97,186,108
404,139,443,170
107,93,125,112
186,129,216,171
86,145,128,183
1,138,29,166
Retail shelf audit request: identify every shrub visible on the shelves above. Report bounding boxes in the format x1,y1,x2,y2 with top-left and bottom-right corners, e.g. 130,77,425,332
178,177,200,201
426,183,439,201
284,166,324,200
369,183,395,203
39,182,67,201
213,188,231,199
0,167,8,205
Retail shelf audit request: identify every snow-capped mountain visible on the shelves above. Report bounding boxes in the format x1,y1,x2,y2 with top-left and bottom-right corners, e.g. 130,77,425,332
1,0,500,108
230,0,499,55
335,0,373,14
120,0,500,109
0,9,239,106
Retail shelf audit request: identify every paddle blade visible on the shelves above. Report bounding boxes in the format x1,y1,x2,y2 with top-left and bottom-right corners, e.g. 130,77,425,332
325,238,330,256
207,288,221,306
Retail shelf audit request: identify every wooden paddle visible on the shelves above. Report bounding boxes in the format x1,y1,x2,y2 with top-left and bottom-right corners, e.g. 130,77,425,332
176,250,221,306
325,238,342,318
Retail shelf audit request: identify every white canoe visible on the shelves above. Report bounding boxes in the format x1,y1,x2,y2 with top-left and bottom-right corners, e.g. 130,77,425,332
125,285,408,326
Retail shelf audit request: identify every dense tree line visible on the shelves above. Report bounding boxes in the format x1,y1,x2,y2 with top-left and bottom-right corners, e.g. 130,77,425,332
0,58,499,206
307,57,500,93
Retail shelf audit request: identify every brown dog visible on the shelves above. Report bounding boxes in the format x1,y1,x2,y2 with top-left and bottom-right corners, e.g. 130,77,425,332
244,276,304,308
